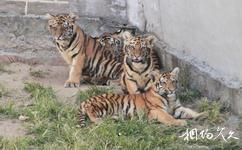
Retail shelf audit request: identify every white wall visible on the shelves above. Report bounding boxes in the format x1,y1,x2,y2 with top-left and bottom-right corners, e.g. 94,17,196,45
128,0,242,87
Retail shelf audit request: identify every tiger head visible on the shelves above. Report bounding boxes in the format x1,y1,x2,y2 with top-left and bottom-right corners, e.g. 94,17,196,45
98,29,133,62
122,31,156,63
99,36,123,61
98,29,132,55
46,13,78,43
98,36,123,53
154,67,180,96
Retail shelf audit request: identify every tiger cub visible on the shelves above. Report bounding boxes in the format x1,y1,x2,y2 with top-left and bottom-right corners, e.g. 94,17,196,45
79,67,205,127
97,27,136,62
120,31,161,94
46,13,123,87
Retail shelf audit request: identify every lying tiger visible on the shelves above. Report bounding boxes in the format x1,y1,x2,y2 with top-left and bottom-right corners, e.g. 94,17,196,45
46,13,123,87
79,67,205,127
120,31,161,94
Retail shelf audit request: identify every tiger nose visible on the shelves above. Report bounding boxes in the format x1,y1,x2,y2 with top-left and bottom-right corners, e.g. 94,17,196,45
137,87,145,93
134,56,142,60
56,35,63,40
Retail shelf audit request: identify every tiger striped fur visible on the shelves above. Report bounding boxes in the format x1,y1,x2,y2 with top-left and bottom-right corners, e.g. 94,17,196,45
120,31,161,94
46,13,123,87
79,67,205,127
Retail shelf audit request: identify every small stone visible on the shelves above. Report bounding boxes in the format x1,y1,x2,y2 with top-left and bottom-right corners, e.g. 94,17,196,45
18,115,29,121
76,125,81,128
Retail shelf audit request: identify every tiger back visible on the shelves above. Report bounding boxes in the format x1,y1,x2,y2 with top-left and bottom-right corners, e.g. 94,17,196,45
46,13,123,87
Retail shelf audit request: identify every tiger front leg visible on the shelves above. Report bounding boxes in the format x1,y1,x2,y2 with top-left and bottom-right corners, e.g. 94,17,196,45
148,109,187,126
174,107,208,120
121,75,139,94
64,53,85,88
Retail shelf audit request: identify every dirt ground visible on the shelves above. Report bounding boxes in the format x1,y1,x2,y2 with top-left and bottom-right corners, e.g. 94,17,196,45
0,61,122,138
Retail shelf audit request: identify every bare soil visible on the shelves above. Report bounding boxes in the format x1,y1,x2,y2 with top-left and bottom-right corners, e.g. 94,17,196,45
0,60,118,138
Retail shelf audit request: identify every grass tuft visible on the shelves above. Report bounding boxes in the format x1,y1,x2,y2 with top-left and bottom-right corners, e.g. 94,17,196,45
0,101,19,118
198,97,225,125
179,89,201,103
0,137,32,150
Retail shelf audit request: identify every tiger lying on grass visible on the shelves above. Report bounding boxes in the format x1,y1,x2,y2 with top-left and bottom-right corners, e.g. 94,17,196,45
79,67,206,127
46,13,123,87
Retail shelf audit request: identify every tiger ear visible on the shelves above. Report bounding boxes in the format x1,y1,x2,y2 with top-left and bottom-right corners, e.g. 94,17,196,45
122,31,133,40
122,31,133,46
170,67,180,80
145,35,156,47
69,12,79,20
97,38,105,46
45,13,54,19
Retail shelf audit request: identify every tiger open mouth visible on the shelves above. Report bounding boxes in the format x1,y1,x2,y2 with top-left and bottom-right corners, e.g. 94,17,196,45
131,57,145,63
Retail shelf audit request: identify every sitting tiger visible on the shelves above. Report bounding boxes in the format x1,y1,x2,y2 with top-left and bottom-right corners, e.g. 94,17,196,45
97,28,137,63
120,31,161,94
79,67,205,127
46,13,123,87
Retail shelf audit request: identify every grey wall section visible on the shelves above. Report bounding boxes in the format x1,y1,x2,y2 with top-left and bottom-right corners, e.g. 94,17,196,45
70,0,128,24
128,0,242,87
127,0,242,115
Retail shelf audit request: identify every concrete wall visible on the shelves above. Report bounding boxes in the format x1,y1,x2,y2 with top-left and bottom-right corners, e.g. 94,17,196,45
127,0,242,115
70,0,128,24
0,0,126,64
0,0,69,16
128,0,242,88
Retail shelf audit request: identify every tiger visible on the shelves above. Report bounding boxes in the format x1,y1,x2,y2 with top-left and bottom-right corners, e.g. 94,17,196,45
46,13,123,87
79,67,205,127
120,31,162,94
97,28,136,63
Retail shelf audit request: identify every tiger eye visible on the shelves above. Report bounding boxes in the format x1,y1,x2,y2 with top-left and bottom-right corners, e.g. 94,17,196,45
115,40,120,44
63,22,69,28
128,45,133,50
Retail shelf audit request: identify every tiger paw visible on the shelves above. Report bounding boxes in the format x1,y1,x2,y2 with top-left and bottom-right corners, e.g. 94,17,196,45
64,80,80,88
176,119,187,126
195,112,209,120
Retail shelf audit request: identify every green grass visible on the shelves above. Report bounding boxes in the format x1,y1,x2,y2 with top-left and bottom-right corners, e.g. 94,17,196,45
0,83,240,149
179,89,201,103
178,66,202,104
0,101,19,118
198,97,225,125
0,137,31,150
